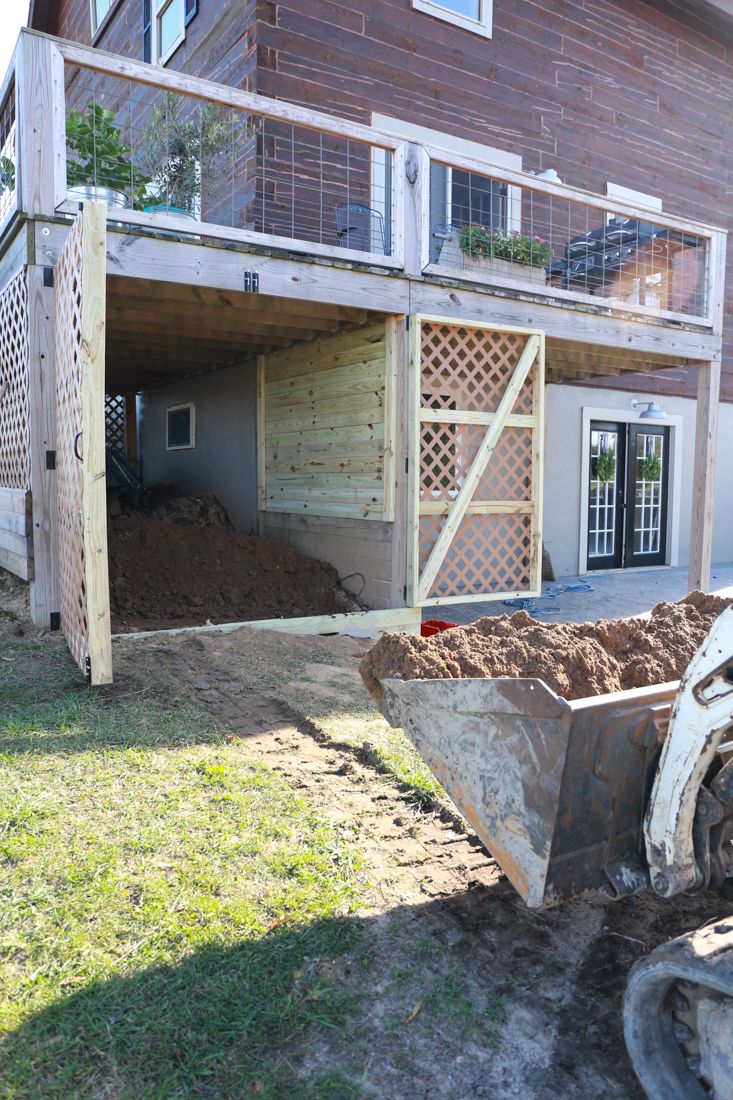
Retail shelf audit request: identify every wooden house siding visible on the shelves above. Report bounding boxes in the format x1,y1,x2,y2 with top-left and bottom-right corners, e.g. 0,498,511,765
42,0,733,400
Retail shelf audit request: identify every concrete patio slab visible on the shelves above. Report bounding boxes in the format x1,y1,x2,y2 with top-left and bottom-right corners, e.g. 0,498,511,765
433,563,733,626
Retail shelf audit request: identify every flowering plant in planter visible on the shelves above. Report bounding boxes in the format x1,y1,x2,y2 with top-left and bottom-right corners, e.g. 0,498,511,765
459,225,554,268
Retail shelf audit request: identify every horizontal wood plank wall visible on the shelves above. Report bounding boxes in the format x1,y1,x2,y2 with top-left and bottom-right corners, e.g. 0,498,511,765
263,322,389,519
262,512,393,610
0,488,32,580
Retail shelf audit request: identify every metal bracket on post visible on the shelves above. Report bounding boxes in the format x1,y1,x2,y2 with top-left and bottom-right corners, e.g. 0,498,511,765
243,271,260,293
43,266,54,288
49,611,60,631
45,450,56,470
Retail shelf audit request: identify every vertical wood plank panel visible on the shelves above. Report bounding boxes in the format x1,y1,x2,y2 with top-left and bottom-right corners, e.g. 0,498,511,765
81,202,112,684
27,265,58,624
688,359,721,593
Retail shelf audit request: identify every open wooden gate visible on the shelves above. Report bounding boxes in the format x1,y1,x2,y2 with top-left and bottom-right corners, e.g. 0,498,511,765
55,202,112,684
408,315,544,606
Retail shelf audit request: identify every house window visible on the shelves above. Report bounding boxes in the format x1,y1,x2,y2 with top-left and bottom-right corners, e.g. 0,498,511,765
167,403,195,450
412,0,493,37
91,0,113,33
143,0,197,65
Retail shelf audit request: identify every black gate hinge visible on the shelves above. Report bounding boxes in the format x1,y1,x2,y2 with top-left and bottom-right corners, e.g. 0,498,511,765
43,266,54,288
49,611,60,631
405,456,409,473
45,449,56,470
405,315,410,330
403,585,407,601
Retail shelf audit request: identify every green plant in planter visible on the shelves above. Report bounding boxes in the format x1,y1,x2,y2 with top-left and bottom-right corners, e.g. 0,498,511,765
138,92,257,218
459,224,554,267
66,103,150,206
595,450,617,484
640,453,662,482
0,155,15,193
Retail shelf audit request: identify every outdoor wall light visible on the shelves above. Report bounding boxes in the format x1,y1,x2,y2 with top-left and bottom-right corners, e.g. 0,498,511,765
631,398,668,420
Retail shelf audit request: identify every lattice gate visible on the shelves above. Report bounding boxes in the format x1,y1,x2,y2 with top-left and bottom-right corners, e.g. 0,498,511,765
0,271,30,490
55,202,112,684
408,316,544,605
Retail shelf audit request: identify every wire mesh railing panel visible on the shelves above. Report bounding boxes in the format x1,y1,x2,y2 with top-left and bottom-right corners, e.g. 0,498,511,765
0,270,29,489
61,66,395,259
0,82,17,230
429,159,710,320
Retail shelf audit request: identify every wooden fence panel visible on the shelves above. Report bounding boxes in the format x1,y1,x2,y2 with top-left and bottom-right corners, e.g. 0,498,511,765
55,202,112,684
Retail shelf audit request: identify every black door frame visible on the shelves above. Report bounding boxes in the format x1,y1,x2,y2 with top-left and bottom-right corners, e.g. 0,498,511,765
624,423,670,568
586,420,671,571
587,420,627,571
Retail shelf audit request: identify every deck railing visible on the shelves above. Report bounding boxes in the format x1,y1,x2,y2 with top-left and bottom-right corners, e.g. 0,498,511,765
6,30,727,331
0,59,17,240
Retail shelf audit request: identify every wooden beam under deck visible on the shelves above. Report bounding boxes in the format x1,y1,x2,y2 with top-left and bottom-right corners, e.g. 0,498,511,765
33,220,722,367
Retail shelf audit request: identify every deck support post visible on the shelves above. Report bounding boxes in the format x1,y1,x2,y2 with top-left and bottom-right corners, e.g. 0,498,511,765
27,265,58,627
16,31,66,218
388,315,409,606
688,360,721,593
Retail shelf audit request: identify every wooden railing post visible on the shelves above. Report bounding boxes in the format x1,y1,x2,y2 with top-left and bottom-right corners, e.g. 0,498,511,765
403,141,429,278
16,31,66,217
27,264,59,626
688,360,721,593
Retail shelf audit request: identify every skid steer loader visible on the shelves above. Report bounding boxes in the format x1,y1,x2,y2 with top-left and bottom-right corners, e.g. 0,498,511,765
371,605,733,1099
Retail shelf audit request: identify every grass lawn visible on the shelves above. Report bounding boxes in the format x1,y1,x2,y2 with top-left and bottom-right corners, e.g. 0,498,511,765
0,638,365,1099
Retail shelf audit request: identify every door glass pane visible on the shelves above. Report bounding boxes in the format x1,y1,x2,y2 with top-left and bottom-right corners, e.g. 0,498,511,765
632,433,664,555
588,429,619,558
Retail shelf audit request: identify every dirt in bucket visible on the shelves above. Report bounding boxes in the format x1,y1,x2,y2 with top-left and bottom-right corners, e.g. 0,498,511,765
360,591,732,701
108,511,362,633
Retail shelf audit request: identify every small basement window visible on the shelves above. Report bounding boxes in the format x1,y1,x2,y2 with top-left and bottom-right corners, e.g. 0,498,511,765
412,0,493,37
166,403,195,450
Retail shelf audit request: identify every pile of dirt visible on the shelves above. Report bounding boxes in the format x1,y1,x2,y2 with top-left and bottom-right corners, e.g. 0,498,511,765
108,514,362,633
360,591,732,701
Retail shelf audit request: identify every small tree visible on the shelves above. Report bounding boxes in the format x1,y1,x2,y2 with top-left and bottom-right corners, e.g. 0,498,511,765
138,92,256,218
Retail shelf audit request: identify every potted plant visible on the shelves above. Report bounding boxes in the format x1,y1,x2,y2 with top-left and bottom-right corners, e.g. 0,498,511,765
138,92,250,221
438,224,553,285
66,103,149,209
0,155,15,195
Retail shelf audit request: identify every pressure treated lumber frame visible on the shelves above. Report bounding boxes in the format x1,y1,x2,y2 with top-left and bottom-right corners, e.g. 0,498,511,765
54,202,112,685
407,314,544,606
113,606,422,642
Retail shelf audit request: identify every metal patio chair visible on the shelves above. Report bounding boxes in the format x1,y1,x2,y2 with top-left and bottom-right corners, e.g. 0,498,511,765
335,203,387,254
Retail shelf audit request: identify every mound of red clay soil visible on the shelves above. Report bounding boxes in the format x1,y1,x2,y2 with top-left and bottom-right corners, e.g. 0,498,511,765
360,591,732,702
108,514,361,633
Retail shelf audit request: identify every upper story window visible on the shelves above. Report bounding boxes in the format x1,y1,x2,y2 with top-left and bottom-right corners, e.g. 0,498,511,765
91,0,114,35
412,0,493,37
143,0,198,66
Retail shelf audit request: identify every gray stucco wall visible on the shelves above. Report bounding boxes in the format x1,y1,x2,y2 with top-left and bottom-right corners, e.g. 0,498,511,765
543,383,733,578
140,362,258,533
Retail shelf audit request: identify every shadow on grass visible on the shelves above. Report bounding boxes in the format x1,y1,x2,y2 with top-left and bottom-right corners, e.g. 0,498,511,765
1,917,365,1100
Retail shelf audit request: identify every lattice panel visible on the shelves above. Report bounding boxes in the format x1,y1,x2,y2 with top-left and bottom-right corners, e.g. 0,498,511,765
420,323,535,416
0,271,29,489
414,318,542,604
419,513,532,600
105,394,125,452
420,424,533,502
55,214,89,675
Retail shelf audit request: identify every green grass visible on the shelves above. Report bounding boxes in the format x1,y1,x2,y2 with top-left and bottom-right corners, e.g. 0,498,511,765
0,639,365,1099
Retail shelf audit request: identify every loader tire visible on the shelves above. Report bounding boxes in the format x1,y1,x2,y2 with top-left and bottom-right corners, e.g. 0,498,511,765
623,920,733,1100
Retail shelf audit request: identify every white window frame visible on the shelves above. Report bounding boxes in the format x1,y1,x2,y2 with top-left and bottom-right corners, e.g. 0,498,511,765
154,0,186,66
412,0,493,38
166,402,196,450
89,0,114,35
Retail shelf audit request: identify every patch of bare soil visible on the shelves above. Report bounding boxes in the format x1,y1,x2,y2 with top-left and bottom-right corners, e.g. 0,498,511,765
361,591,732,700
114,625,733,1100
108,513,361,633
0,568,32,639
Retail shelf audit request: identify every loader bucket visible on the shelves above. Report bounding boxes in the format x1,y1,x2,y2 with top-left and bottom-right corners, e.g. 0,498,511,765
379,676,679,908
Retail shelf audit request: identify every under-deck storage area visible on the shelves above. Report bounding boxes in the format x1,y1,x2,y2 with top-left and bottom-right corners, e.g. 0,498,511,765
102,275,399,634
